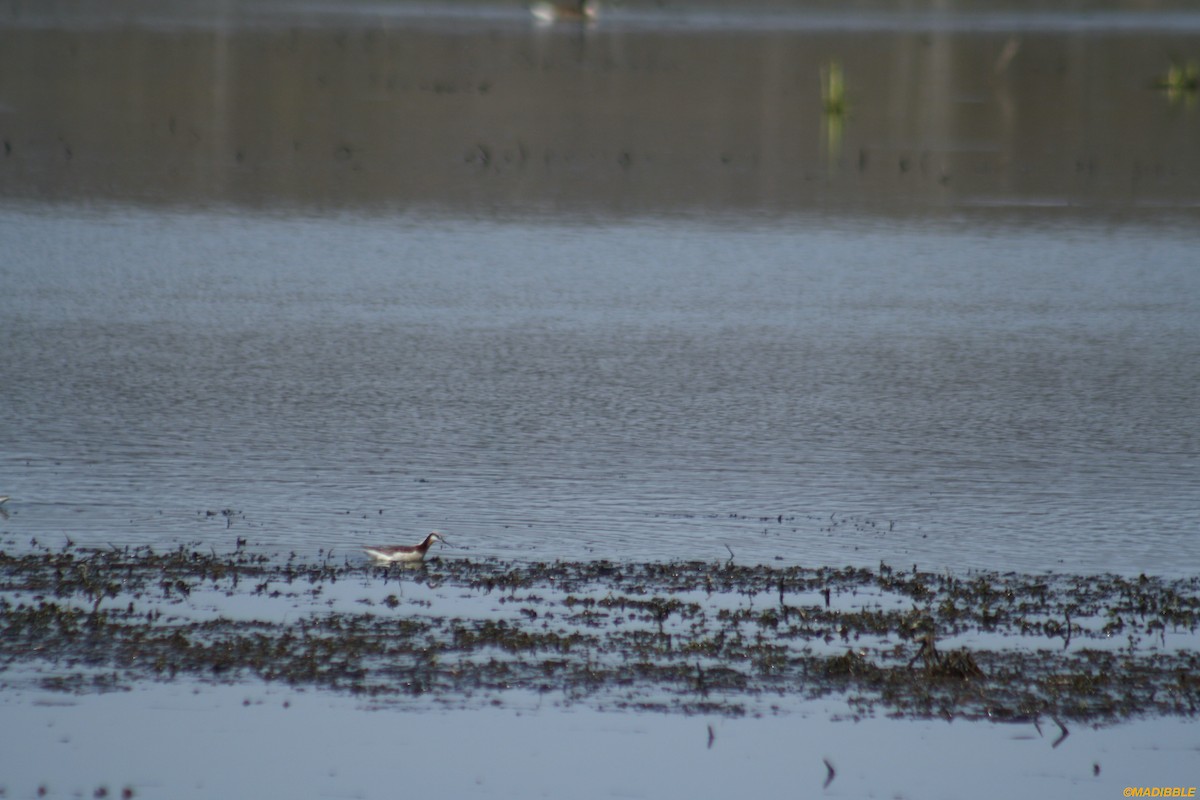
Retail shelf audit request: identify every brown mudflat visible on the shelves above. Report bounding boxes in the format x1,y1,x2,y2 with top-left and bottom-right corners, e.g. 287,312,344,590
3,544,1197,721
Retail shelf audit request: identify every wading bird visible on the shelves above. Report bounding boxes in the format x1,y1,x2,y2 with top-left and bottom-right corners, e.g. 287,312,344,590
530,0,597,23
363,532,448,564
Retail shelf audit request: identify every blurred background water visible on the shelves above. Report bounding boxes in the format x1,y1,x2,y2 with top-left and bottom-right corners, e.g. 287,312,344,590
2,0,1198,575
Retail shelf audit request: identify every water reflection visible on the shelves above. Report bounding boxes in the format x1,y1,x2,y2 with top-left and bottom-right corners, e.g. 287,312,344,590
1,2,1198,215
819,59,847,166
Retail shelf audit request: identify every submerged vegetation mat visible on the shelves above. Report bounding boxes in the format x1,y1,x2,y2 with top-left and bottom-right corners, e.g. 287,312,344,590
2,544,1198,723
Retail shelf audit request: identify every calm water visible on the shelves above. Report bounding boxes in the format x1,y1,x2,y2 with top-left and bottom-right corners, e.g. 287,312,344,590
3,681,1199,800
2,205,1198,574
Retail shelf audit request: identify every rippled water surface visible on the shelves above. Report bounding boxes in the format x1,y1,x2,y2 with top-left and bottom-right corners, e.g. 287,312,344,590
4,1,1197,581
3,206,1197,574
4,4,1200,799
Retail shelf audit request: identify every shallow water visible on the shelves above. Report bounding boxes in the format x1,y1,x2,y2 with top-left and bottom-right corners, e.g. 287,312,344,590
2,3,1200,797
3,206,1199,574
3,681,1199,800
4,546,1198,798
4,3,1198,579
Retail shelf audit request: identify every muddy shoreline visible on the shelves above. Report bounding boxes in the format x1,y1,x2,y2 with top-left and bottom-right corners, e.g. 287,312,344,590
3,545,1197,723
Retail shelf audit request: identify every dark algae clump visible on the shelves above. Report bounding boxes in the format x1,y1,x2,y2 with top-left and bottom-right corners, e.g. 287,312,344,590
2,545,1198,722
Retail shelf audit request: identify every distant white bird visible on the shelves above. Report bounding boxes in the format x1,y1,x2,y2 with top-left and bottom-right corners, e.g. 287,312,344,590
363,532,448,564
531,0,597,23
0,496,9,505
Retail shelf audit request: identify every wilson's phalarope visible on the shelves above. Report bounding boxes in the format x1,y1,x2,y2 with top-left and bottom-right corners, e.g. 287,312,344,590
363,532,448,564
530,0,597,24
